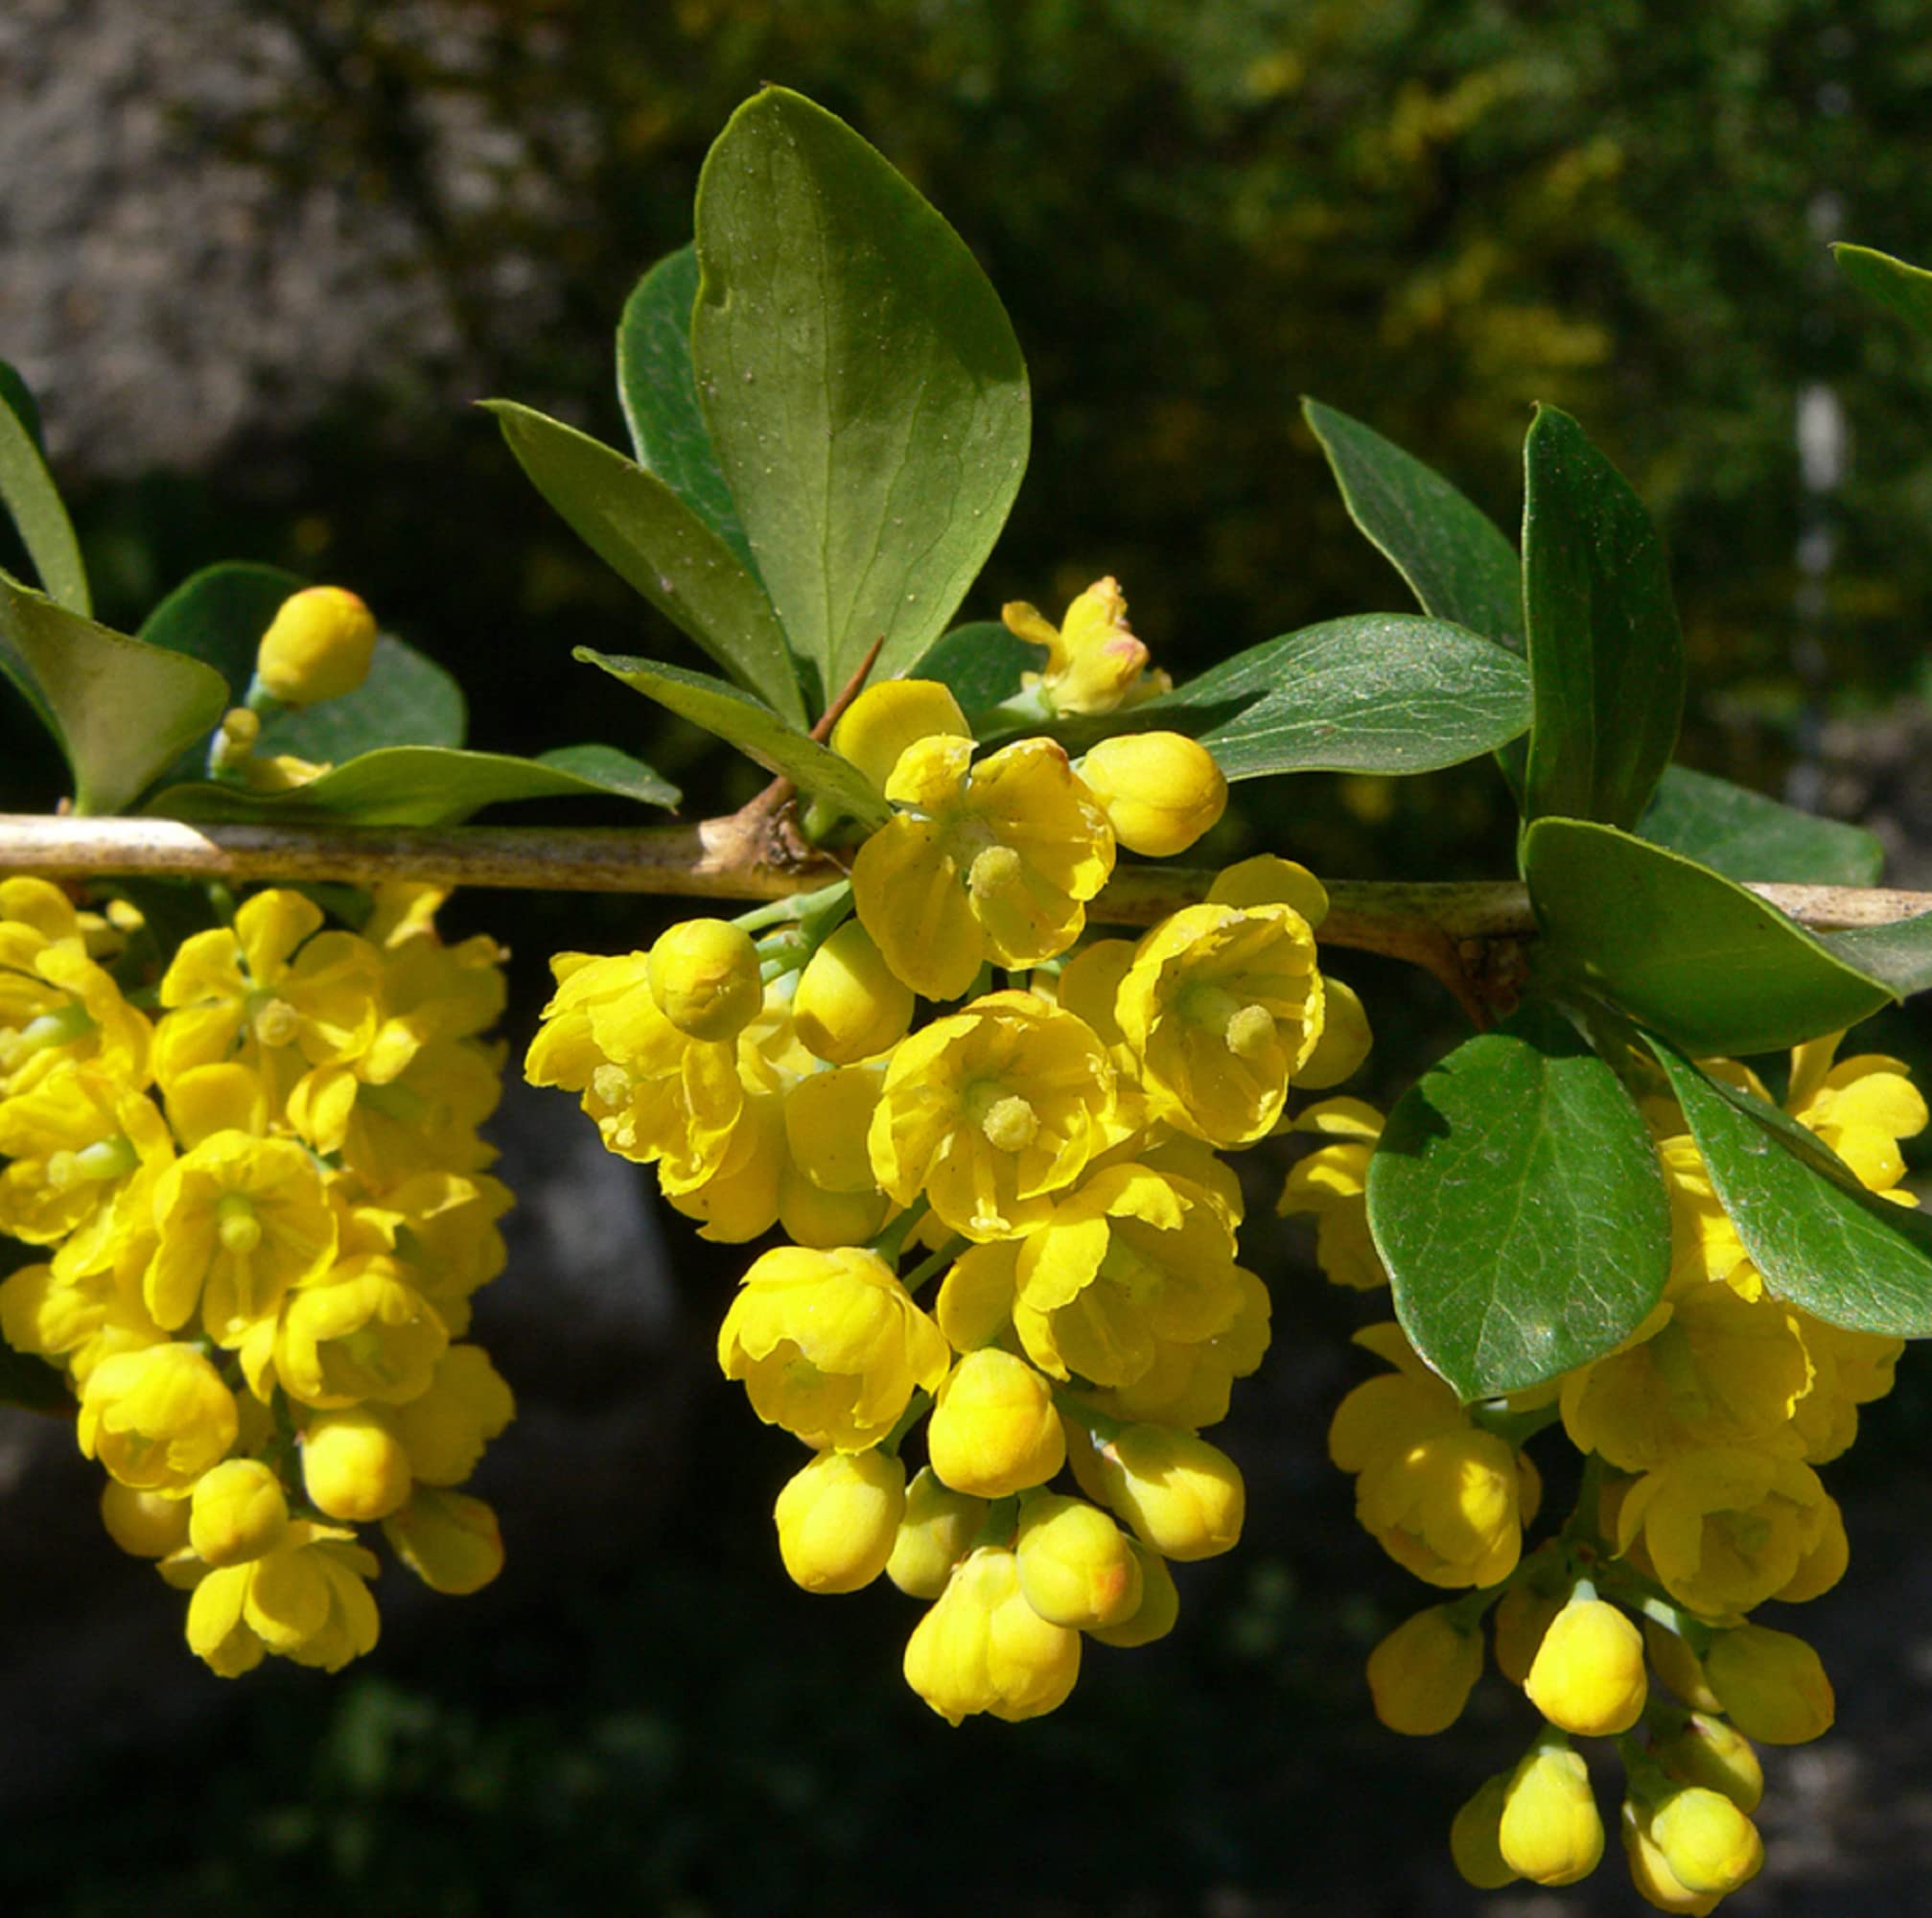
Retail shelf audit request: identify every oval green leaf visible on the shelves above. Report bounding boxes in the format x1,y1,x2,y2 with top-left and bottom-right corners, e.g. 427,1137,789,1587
1835,243,1932,339
258,634,466,760
1125,614,1530,781
489,399,804,725
903,620,1044,724
1524,817,1895,1055
1644,1033,1932,1337
0,569,228,815
575,647,889,828
1366,1001,1672,1400
1639,764,1884,885
1522,406,1684,832
691,86,1030,699
617,243,756,573
149,743,676,828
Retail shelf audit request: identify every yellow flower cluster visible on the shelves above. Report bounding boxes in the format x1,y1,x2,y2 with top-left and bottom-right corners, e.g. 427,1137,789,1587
1283,1033,1920,1910
0,877,516,1676
528,601,1370,1720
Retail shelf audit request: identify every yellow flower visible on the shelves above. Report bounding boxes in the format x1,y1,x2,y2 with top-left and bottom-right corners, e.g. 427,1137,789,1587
1069,1419,1245,1560
185,1520,381,1675
154,889,380,1097
1082,1264,1271,1430
1075,733,1227,857
902,1545,1082,1724
1557,1282,1815,1472
1085,1541,1181,1648
0,1257,165,1385
716,1245,950,1452
1788,1310,1901,1462
869,991,1114,1241
259,1255,449,1409
1620,1800,1720,1916
926,1348,1066,1497
1365,1604,1484,1736
301,1406,413,1522
773,1448,906,1594
0,1063,173,1248
1523,1593,1646,1737
1014,1493,1143,1628
254,585,378,704
1785,1033,1928,1188
850,735,1115,1001
1650,1712,1763,1813
1116,900,1324,1146
78,1343,238,1493
646,918,764,1042
189,1459,291,1567
383,1487,504,1595
1499,1741,1604,1887
1702,1623,1834,1744
1451,1774,1520,1890
1616,1447,1846,1616
1644,1788,1763,1897
792,920,915,1064
1011,1162,1243,1387
1002,576,1168,716
524,949,743,1191
100,1480,193,1559
887,1466,988,1599
148,1132,338,1345
1277,1097,1387,1291
830,679,969,790
0,891,151,1099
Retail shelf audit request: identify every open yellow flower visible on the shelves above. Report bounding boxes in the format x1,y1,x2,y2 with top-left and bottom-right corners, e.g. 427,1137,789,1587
716,1245,950,1451
185,1520,381,1675
0,1063,173,1249
0,888,151,1099
1116,900,1324,1146
868,991,1114,1241
851,735,1115,1001
1011,1161,1243,1387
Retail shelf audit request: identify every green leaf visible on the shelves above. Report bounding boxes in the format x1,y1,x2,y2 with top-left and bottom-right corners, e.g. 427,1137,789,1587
150,742,677,828
138,560,307,698
1835,243,1932,339
1125,614,1530,782
617,244,756,573
691,86,1030,699
258,634,466,760
1366,1001,1671,1399
0,569,229,815
1817,913,1932,998
1644,1034,1932,1337
1303,399,1523,649
1639,764,1884,885
575,647,890,827
488,399,805,725
1521,406,1684,831
0,358,89,618
904,620,1044,721
1524,817,1894,1055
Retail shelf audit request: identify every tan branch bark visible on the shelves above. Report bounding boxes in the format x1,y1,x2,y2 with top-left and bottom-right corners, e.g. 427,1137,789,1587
3,813,1927,1012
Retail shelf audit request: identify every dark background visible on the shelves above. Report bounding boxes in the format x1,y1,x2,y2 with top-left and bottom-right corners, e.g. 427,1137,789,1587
5,2,1932,1911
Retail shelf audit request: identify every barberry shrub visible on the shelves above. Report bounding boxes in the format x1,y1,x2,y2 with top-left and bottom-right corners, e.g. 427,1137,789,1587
7,83,1932,1910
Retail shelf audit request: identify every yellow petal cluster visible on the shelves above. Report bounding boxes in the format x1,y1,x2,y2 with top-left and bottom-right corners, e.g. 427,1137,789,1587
0,881,515,1678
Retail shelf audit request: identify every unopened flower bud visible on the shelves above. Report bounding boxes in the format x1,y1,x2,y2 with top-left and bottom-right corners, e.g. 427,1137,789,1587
794,919,915,1062
647,919,763,1042
255,586,377,705
1451,1772,1520,1891
902,1545,1081,1723
927,1349,1065,1499
1704,1624,1835,1744
1644,1617,1723,1713
1499,1740,1604,1887
190,1458,290,1567
1652,1712,1763,1813
1647,1787,1764,1896
1295,977,1372,1089
1620,1800,1718,1916
100,1481,191,1559
1091,1423,1244,1561
887,1466,987,1599
1525,1593,1647,1737
1015,1493,1142,1629
1367,1603,1483,1736
1493,1579,1563,1686
1085,1540,1180,1648
302,1408,412,1523
1076,732,1227,857
774,1447,906,1594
